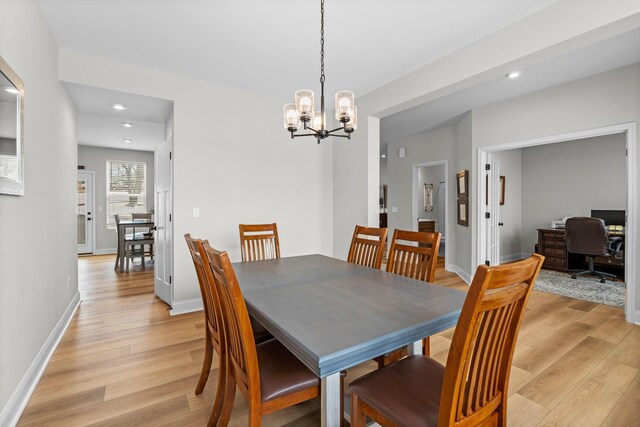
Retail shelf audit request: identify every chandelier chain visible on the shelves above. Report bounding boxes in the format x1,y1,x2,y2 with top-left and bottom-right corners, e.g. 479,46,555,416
320,0,325,85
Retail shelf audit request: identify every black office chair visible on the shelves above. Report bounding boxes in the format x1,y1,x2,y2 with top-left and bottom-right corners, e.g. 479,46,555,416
565,217,623,283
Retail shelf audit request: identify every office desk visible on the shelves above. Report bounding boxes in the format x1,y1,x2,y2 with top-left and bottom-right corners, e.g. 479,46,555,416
536,228,624,272
233,254,466,427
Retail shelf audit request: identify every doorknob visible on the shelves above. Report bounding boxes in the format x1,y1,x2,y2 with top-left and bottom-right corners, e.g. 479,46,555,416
498,222,504,226
150,226,157,231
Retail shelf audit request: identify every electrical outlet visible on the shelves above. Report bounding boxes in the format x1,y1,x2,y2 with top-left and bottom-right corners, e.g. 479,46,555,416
67,276,70,288
193,207,200,218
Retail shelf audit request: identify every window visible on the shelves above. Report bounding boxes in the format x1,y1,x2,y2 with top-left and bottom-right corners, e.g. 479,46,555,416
106,160,147,229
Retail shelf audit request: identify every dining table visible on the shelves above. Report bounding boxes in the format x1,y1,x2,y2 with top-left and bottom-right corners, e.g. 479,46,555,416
115,218,155,272
232,254,466,427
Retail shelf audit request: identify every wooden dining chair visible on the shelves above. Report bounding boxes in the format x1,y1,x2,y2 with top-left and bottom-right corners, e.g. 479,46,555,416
239,223,281,262
132,212,154,260
199,241,320,426
114,214,154,271
347,225,388,269
350,254,544,427
375,229,441,367
184,235,274,405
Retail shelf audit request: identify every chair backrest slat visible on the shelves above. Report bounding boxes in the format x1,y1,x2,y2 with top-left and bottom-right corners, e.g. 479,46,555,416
347,225,388,269
184,234,220,348
239,223,281,262
200,241,261,400
439,254,544,425
386,229,441,283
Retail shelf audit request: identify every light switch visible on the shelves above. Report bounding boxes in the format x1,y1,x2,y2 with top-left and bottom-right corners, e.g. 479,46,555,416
193,207,200,217
391,207,398,213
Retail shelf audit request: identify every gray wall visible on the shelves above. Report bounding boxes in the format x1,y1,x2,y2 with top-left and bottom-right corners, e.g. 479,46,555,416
77,146,155,252
471,64,639,310
455,112,473,281
521,134,626,253
0,0,78,415
492,148,523,262
386,126,457,267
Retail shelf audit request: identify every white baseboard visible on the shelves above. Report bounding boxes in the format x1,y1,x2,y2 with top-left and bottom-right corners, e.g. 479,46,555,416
169,298,203,316
632,310,640,325
447,264,471,285
94,248,117,255
0,292,81,427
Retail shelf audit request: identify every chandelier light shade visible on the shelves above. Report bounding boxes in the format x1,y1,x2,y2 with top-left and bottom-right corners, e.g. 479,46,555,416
283,0,357,143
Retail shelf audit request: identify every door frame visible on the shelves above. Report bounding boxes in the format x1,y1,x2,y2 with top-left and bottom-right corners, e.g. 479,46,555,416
77,170,96,255
476,122,637,324
411,160,449,269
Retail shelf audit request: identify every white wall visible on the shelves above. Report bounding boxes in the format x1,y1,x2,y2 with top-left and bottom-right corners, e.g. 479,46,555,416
58,50,334,304
0,0,78,418
386,126,457,267
77,146,155,252
332,0,640,285
492,149,523,263
472,64,640,308
520,134,626,253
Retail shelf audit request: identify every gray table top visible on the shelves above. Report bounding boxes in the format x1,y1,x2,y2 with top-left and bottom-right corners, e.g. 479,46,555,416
232,254,466,377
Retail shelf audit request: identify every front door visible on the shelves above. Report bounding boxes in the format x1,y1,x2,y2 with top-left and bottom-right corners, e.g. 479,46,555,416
154,136,173,306
77,171,94,254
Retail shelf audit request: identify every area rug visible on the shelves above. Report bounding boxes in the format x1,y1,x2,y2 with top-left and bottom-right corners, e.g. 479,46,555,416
534,269,625,308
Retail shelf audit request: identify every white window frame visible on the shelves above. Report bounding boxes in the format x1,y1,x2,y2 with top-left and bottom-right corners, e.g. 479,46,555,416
106,160,147,229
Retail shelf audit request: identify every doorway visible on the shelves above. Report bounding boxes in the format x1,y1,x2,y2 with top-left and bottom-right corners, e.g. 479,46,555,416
77,171,95,254
412,160,449,263
477,123,637,323
154,134,173,306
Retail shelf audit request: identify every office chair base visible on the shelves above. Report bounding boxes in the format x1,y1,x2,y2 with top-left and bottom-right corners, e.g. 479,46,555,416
570,256,617,283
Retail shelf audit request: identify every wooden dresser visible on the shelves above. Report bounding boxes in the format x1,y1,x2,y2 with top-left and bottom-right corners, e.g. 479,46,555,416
418,220,435,233
537,229,568,271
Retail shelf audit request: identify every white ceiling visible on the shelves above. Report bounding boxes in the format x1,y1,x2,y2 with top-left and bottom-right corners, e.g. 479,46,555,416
37,0,560,101
380,27,640,145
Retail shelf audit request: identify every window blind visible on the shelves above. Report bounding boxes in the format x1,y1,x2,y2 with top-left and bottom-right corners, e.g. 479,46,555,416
106,160,147,229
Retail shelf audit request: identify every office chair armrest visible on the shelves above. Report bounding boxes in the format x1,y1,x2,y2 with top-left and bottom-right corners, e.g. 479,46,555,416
608,236,623,254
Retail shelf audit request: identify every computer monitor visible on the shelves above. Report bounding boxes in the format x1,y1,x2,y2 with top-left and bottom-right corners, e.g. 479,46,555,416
590,210,625,226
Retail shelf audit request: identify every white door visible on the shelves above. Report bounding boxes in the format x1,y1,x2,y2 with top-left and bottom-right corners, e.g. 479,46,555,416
485,158,500,265
154,137,173,306
77,171,95,254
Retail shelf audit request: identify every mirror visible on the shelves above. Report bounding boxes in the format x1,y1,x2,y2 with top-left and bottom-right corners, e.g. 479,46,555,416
0,55,24,195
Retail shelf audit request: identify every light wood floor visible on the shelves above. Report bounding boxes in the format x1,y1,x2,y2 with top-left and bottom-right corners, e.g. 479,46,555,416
18,255,640,426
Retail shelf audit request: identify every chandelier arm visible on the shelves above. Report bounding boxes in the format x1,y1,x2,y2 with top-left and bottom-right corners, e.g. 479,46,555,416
292,132,321,138
328,134,350,139
326,126,346,134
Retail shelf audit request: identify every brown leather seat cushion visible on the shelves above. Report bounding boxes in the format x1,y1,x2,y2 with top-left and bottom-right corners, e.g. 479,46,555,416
257,339,319,403
349,355,444,427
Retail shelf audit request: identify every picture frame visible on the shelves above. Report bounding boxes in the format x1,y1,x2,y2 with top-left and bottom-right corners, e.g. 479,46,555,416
424,183,433,212
456,170,468,198
457,198,469,226
499,176,505,205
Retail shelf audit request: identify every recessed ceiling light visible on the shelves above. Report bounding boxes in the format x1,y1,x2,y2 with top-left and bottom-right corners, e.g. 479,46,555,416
506,71,521,79
123,139,132,143
381,154,387,158
112,103,127,110
2,86,19,94
122,122,134,128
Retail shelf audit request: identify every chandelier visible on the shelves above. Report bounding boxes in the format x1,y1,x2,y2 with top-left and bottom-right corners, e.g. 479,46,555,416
283,0,357,143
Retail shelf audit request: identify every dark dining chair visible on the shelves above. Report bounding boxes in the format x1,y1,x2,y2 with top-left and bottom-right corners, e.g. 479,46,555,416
375,229,441,368
199,241,321,426
349,254,544,427
132,212,154,261
114,214,153,271
239,223,281,262
347,225,388,269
